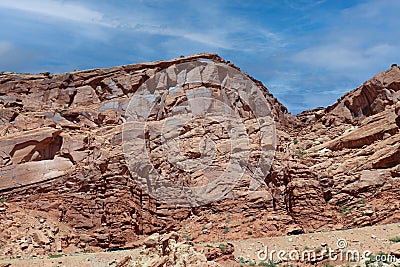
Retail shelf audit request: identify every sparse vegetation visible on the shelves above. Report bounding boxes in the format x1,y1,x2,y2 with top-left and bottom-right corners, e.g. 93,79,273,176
294,149,307,156
0,198,6,203
49,254,63,258
247,231,253,235
354,161,360,168
182,235,191,241
389,236,400,242
224,226,229,233
237,256,268,266
339,205,351,215
258,260,278,267
293,139,299,144
358,199,366,204
219,243,227,253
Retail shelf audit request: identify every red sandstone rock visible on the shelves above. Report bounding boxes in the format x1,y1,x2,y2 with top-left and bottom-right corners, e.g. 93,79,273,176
0,54,399,259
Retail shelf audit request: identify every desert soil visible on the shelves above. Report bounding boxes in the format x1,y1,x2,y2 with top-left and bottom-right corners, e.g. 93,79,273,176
1,222,398,267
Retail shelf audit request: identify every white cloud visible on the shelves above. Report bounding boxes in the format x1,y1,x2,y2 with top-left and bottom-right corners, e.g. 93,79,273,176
0,41,12,55
291,0,400,75
0,0,116,27
284,0,326,10
0,0,282,52
293,45,367,70
119,12,282,52
129,25,234,50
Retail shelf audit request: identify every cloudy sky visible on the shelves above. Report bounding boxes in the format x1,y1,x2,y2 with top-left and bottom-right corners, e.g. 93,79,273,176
1,0,399,113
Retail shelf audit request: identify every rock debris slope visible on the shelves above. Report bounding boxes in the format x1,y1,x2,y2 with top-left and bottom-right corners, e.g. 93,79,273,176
0,54,399,259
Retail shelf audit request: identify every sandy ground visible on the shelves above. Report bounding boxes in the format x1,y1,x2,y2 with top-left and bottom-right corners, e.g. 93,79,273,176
1,223,399,266
231,222,400,266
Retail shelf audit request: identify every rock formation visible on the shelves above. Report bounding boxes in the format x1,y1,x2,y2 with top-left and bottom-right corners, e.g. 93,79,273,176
0,54,399,259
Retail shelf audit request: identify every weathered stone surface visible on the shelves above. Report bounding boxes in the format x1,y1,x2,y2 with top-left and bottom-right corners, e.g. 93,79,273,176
0,54,399,259
0,127,62,162
390,242,400,257
71,85,100,107
0,157,74,190
324,64,400,122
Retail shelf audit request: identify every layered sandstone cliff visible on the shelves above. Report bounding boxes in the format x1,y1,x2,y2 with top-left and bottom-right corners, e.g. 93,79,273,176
0,55,399,258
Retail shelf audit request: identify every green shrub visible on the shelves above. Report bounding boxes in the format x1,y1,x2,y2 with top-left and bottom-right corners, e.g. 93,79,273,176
219,243,227,253
49,254,63,258
389,236,400,242
258,260,278,267
357,199,366,204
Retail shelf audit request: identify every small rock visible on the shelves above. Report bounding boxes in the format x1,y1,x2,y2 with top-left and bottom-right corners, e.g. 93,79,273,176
147,256,168,267
39,218,45,223
116,255,132,267
159,232,178,243
204,222,213,229
144,238,158,248
364,210,374,216
390,243,400,257
371,235,376,239
144,233,160,248
52,226,59,235
33,230,50,245
95,235,108,242
79,234,94,243
56,241,62,252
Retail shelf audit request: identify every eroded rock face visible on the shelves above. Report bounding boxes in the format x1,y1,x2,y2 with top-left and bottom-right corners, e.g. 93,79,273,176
324,64,400,123
123,61,276,207
290,64,400,231
0,54,399,258
0,54,289,258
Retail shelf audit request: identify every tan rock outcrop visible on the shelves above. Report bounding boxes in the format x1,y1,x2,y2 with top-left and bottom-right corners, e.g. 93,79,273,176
0,54,399,259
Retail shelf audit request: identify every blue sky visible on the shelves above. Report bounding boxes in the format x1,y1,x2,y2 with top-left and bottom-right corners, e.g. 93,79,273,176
0,0,399,114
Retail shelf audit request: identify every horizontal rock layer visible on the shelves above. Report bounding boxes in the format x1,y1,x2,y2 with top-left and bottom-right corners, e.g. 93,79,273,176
0,54,399,258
